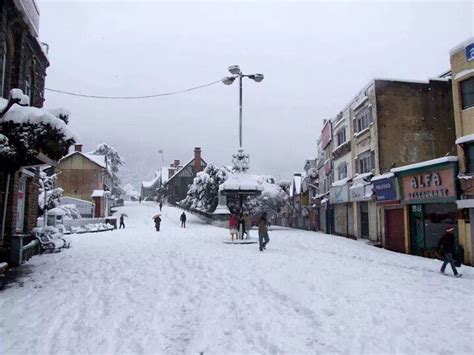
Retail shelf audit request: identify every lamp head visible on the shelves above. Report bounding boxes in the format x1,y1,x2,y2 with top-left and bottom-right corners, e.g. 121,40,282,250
251,73,264,82
222,76,236,85
228,65,241,75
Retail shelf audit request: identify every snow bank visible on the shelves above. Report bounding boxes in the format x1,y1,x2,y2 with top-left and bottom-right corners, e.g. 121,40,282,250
219,173,265,192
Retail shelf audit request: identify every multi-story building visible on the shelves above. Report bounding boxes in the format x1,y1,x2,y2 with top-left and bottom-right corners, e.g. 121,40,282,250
0,1,72,265
314,76,455,254
451,38,474,265
0,0,49,106
316,119,334,234
329,105,354,238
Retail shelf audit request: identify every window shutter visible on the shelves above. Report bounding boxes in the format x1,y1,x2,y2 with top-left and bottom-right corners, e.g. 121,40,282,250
370,151,376,171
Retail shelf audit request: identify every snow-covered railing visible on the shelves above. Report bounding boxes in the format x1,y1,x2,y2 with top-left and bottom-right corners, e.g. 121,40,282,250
63,218,115,234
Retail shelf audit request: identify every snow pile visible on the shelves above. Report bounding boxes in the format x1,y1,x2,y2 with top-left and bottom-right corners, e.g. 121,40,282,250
56,204,82,220
0,98,75,140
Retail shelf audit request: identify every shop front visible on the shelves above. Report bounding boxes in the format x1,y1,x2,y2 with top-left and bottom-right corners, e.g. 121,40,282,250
394,158,459,259
330,184,352,237
372,173,405,253
350,175,376,241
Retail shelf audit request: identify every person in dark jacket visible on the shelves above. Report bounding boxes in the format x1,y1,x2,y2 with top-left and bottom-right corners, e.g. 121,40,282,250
258,212,270,252
153,215,161,232
180,212,187,228
119,214,126,229
438,226,461,277
159,202,163,211
238,212,246,240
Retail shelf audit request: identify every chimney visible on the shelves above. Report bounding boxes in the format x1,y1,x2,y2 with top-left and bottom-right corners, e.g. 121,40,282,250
174,160,180,168
74,144,82,152
194,147,202,172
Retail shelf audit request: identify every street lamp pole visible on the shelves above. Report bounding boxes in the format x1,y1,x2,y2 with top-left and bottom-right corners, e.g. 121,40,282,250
239,75,243,148
223,66,264,149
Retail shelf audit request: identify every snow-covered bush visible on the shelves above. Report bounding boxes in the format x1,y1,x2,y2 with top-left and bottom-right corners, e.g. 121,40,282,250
57,204,82,220
38,171,63,214
0,98,75,172
180,163,232,212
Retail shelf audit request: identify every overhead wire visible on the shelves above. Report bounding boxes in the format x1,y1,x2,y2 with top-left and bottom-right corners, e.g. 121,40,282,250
44,78,224,100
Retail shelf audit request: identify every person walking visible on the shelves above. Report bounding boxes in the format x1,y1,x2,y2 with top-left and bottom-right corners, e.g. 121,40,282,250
153,215,161,232
258,212,270,251
243,212,252,239
229,213,239,241
438,225,462,277
180,212,187,228
119,214,126,229
159,201,163,212
139,196,142,204
238,212,246,240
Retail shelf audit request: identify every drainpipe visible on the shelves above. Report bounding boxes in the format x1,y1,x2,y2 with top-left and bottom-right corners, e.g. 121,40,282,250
1,173,11,246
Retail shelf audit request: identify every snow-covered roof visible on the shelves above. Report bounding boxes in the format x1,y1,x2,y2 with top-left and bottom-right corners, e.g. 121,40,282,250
142,171,161,188
454,69,474,81
0,98,75,140
83,154,106,168
47,207,66,216
371,172,395,182
165,157,207,185
353,172,373,182
92,190,105,198
331,177,351,187
449,37,474,56
60,151,108,170
456,134,474,145
391,156,458,173
219,173,265,192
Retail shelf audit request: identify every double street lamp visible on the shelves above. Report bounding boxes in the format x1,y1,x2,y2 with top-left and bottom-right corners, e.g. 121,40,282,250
222,65,264,148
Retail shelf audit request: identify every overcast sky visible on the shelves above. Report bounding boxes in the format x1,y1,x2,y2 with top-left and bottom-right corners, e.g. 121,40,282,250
39,0,473,186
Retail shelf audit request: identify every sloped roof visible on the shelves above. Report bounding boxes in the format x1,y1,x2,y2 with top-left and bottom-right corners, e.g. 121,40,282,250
142,170,161,189
60,151,107,169
164,157,207,185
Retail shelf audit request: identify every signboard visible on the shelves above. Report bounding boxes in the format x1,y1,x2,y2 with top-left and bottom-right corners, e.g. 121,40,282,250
349,183,373,202
401,169,456,203
321,120,332,149
466,42,474,62
330,185,349,204
373,177,398,202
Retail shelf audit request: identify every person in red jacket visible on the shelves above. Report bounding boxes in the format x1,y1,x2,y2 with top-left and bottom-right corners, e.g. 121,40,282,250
229,213,239,241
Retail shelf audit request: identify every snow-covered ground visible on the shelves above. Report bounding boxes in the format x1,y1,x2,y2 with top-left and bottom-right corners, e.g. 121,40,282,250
1,202,473,354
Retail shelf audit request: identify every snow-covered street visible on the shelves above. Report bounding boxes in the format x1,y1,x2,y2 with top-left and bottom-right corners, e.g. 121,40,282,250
1,202,473,354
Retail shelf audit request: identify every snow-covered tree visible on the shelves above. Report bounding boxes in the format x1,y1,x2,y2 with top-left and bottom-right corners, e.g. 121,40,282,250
180,163,232,212
91,143,125,196
231,176,289,218
38,172,64,214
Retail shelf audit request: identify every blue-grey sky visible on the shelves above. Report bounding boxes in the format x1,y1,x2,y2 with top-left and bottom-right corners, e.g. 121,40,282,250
39,0,473,186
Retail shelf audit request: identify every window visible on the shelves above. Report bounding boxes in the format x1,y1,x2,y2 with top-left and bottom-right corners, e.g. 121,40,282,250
357,151,375,174
337,163,348,180
466,143,474,174
354,108,373,133
336,128,346,146
461,77,474,110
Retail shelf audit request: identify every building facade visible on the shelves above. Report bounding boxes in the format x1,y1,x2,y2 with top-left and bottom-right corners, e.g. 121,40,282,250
451,38,474,265
164,147,206,205
57,144,112,203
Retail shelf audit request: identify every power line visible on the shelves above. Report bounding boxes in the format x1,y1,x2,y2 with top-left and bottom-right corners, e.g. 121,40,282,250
44,79,223,100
